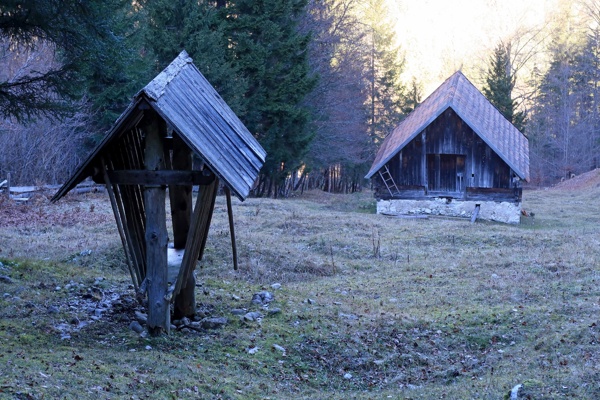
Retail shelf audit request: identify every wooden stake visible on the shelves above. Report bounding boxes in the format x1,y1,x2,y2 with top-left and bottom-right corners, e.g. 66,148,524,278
471,204,481,224
224,186,238,270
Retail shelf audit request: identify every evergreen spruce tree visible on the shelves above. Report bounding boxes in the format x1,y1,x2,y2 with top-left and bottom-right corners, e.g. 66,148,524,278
483,43,526,132
142,0,246,115
0,0,143,127
222,0,317,195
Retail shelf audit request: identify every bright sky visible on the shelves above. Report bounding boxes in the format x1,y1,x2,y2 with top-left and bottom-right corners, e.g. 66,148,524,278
389,0,560,96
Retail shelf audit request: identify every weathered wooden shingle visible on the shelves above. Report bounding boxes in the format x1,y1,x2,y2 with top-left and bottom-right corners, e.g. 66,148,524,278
53,50,265,201
366,71,529,181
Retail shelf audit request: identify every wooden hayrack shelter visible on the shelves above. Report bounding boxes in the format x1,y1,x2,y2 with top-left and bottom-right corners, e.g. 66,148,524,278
52,51,266,334
366,71,529,223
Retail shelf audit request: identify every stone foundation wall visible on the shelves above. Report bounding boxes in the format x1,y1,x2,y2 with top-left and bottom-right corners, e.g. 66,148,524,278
377,198,522,224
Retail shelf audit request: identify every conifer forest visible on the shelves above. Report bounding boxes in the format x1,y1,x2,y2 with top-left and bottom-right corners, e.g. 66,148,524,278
1,0,600,191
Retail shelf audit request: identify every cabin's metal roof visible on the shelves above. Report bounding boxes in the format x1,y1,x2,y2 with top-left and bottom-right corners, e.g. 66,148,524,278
53,50,266,201
365,71,529,181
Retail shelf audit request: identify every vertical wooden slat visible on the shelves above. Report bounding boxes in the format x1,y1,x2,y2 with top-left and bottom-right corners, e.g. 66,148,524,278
101,157,139,291
109,150,144,286
173,176,219,297
120,132,146,281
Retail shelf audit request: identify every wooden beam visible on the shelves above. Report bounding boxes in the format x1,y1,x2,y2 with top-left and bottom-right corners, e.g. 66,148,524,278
170,134,195,319
104,170,215,186
142,112,170,335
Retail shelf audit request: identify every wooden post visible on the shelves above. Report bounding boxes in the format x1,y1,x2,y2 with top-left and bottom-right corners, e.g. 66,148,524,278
142,113,170,335
421,132,427,193
471,204,481,224
224,186,238,271
6,172,10,199
170,133,195,319
169,134,193,248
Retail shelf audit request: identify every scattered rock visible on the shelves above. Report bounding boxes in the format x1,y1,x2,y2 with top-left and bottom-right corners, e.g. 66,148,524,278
231,308,246,315
134,311,147,324
129,320,144,334
271,283,281,290
509,384,523,399
343,373,353,380
0,275,13,284
272,344,286,355
247,346,259,354
83,287,103,301
244,311,263,322
339,312,359,320
267,308,281,316
306,298,315,305
251,291,274,305
201,317,227,329
47,305,60,314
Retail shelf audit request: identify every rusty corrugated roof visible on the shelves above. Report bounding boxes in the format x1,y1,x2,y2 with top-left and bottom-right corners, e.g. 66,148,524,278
53,50,266,201
365,71,529,181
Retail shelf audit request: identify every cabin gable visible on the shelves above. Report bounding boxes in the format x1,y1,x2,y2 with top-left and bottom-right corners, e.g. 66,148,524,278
377,107,517,202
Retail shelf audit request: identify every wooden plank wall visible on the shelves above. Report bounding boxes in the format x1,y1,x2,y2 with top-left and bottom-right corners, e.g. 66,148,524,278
381,108,514,199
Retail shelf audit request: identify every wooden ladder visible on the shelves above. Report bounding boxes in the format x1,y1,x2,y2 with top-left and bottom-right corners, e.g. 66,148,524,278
378,165,401,197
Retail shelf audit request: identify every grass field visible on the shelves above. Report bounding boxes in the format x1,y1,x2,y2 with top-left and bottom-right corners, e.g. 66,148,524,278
1,175,599,399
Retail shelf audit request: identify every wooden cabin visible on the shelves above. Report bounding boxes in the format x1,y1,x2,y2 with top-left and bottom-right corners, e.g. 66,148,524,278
366,71,529,223
52,51,266,333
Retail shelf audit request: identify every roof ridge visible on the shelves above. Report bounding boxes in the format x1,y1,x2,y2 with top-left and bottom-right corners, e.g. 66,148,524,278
143,50,193,101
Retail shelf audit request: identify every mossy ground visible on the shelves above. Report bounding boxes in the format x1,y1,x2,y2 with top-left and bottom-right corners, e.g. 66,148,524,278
0,184,599,399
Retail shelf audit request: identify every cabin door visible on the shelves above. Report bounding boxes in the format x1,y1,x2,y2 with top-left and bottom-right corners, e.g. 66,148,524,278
427,154,466,193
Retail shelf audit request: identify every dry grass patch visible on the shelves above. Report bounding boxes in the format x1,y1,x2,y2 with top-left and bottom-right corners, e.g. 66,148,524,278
1,184,600,398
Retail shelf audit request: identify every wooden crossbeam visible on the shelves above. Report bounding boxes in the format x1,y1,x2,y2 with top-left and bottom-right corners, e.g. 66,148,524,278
105,170,215,186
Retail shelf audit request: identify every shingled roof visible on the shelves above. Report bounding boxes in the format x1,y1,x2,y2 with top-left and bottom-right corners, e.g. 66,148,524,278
53,50,266,201
365,71,529,181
